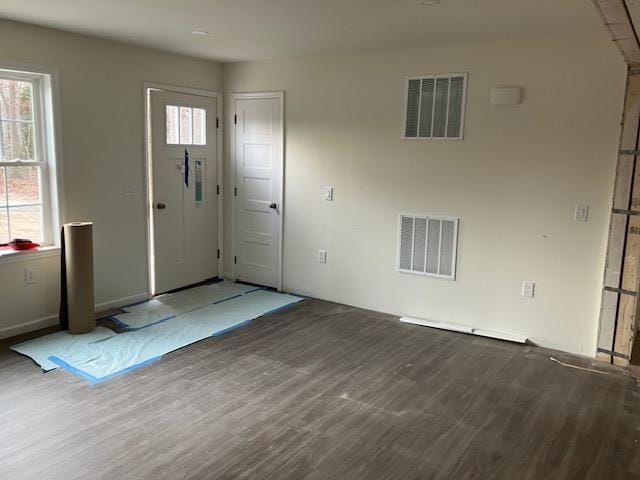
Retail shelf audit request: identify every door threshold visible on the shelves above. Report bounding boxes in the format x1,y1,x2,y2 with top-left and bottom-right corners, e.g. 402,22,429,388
157,277,222,297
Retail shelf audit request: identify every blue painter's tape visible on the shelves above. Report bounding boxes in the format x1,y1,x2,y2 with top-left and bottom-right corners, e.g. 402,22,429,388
210,319,253,337
109,316,129,329
48,355,163,385
121,315,176,332
213,293,243,304
262,301,303,317
48,355,101,383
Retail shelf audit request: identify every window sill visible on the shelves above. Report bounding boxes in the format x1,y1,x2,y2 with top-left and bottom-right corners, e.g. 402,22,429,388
0,245,61,264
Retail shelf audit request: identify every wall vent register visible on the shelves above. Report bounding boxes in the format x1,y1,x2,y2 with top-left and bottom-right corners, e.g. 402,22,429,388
403,73,467,140
397,214,459,280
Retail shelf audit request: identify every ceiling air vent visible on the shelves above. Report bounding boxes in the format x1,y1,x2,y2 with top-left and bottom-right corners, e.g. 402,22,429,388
397,214,458,280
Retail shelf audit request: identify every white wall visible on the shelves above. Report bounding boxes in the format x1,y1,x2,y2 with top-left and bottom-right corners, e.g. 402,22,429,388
223,32,627,355
0,19,223,337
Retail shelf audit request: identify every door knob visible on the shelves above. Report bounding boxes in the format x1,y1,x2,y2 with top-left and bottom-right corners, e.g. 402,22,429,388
156,203,167,210
269,202,277,209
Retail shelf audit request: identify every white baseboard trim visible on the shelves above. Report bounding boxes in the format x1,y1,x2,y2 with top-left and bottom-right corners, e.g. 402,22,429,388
399,316,528,344
95,292,149,312
0,292,150,341
0,314,59,340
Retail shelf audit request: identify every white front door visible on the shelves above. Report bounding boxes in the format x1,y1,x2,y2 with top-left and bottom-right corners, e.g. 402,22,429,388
234,94,283,289
151,90,218,294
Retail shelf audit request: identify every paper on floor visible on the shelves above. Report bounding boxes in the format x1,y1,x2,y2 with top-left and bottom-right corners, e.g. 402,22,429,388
111,280,260,329
10,327,117,371
50,289,303,382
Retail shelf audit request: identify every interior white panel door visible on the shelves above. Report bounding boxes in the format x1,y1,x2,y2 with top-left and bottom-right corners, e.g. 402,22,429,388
151,90,218,294
234,96,282,288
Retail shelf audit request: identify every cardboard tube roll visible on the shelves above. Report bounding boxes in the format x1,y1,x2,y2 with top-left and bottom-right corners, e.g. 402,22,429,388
63,222,95,334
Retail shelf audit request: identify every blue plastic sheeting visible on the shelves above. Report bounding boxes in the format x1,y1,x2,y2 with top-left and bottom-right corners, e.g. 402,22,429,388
111,281,260,329
10,327,117,371
50,289,303,383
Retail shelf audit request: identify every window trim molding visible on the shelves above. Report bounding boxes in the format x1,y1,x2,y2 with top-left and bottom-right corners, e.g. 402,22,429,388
0,59,64,248
401,72,468,141
0,245,60,264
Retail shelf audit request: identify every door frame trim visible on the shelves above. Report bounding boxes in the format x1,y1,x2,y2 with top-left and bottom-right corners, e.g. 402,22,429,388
143,82,224,297
230,91,285,291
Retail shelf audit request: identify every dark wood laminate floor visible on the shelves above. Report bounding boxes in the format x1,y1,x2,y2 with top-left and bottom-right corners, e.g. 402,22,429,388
1,299,639,480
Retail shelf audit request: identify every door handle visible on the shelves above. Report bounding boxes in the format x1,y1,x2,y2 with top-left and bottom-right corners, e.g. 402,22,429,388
156,203,167,210
269,202,277,210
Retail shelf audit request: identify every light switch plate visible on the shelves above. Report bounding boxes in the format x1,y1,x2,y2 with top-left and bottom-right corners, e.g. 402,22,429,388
574,204,589,222
318,250,327,263
123,183,136,197
323,186,334,201
522,281,535,298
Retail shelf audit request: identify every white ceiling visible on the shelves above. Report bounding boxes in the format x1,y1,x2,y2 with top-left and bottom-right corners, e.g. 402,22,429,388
0,0,604,62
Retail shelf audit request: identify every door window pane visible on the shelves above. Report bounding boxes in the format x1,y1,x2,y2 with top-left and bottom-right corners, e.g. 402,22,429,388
179,106,192,144
1,120,35,161
8,205,42,242
0,79,33,121
193,108,206,145
166,105,179,144
165,105,207,145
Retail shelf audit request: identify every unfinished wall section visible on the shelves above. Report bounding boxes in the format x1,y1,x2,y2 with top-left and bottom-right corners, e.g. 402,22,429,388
598,68,640,366
593,0,640,365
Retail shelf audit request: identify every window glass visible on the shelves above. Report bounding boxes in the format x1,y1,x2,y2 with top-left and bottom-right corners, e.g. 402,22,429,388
1,121,35,161
192,108,206,145
166,105,179,144
7,166,41,205
179,106,192,144
8,205,42,242
0,79,33,121
0,208,8,244
166,105,206,145
0,167,6,207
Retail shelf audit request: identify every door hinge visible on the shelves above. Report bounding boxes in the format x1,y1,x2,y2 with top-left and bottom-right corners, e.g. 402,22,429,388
217,249,220,259
216,117,219,129
234,256,237,264
234,187,238,196
217,185,220,195
234,114,237,124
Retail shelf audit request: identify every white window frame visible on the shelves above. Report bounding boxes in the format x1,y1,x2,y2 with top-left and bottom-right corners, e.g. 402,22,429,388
401,72,468,141
0,61,62,252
